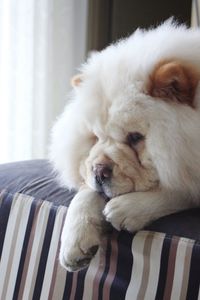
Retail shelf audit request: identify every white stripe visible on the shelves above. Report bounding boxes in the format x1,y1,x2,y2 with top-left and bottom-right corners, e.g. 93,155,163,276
5,195,33,300
170,238,192,300
198,284,200,300
144,232,165,300
40,206,67,299
125,231,149,300
0,194,32,298
82,247,101,300
22,200,52,300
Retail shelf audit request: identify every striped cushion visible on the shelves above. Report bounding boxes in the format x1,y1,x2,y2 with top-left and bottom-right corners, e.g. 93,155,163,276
0,190,200,300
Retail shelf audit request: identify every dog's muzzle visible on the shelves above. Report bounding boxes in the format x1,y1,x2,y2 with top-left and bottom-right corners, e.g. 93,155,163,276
93,163,112,194
94,163,112,184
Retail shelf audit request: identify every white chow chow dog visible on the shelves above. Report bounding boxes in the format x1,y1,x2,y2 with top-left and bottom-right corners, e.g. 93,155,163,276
50,20,200,271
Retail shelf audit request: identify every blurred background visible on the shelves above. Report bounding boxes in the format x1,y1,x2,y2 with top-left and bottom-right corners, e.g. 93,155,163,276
0,0,199,163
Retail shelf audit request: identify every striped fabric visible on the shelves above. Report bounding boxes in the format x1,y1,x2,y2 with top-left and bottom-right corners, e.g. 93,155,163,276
0,190,200,300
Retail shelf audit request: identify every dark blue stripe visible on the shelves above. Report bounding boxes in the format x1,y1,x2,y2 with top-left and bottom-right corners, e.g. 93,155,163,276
98,236,112,300
74,268,87,300
109,230,133,300
155,235,171,300
62,272,73,300
32,206,57,300
12,199,39,300
186,241,200,300
0,192,13,259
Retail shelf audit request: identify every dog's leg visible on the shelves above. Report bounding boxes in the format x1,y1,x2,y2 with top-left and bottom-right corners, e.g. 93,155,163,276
103,190,194,232
59,187,105,271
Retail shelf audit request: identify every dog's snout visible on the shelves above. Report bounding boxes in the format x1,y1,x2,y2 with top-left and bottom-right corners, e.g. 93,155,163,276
94,164,112,184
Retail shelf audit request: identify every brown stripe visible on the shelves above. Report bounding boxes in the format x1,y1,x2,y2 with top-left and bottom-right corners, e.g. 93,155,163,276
48,210,67,300
179,240,194,300
17,200,43,300
136,232,154,300
92,238,108,299
102,231,118,300
163,237,180,300
69,272,78,300
44,240,60,299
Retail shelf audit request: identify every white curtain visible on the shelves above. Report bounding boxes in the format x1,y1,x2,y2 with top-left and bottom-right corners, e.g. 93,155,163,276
191,0,200,26
0,0,88,163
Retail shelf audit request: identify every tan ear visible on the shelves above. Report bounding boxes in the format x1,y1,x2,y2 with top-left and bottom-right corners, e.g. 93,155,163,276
70,74,83,87
148,60,199,107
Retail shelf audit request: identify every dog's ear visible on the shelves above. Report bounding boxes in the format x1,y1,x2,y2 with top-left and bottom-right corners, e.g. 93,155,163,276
71,74,83,87
148,60,199,107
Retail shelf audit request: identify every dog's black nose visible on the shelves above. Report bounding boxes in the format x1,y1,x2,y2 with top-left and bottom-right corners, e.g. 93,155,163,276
94,164,112,185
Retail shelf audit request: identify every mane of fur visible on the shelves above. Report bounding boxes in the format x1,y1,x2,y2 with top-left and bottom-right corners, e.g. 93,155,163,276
49,20,200,202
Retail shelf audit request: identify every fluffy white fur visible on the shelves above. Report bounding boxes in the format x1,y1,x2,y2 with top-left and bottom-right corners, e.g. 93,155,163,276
49,20,200,271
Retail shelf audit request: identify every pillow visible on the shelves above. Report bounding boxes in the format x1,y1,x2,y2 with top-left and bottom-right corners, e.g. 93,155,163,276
0,189,199,299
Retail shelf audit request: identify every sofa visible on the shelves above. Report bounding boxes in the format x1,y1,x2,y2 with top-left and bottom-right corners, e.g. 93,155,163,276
0,160,200,300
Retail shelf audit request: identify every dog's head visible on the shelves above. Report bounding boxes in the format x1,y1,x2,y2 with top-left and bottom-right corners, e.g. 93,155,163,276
50,21,200,198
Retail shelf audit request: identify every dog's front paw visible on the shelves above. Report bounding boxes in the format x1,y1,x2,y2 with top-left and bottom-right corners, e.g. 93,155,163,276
103,196,146,232
59,217,102,272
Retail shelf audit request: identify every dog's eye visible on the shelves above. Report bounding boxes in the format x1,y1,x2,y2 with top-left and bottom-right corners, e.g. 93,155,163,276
127,132,144,146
